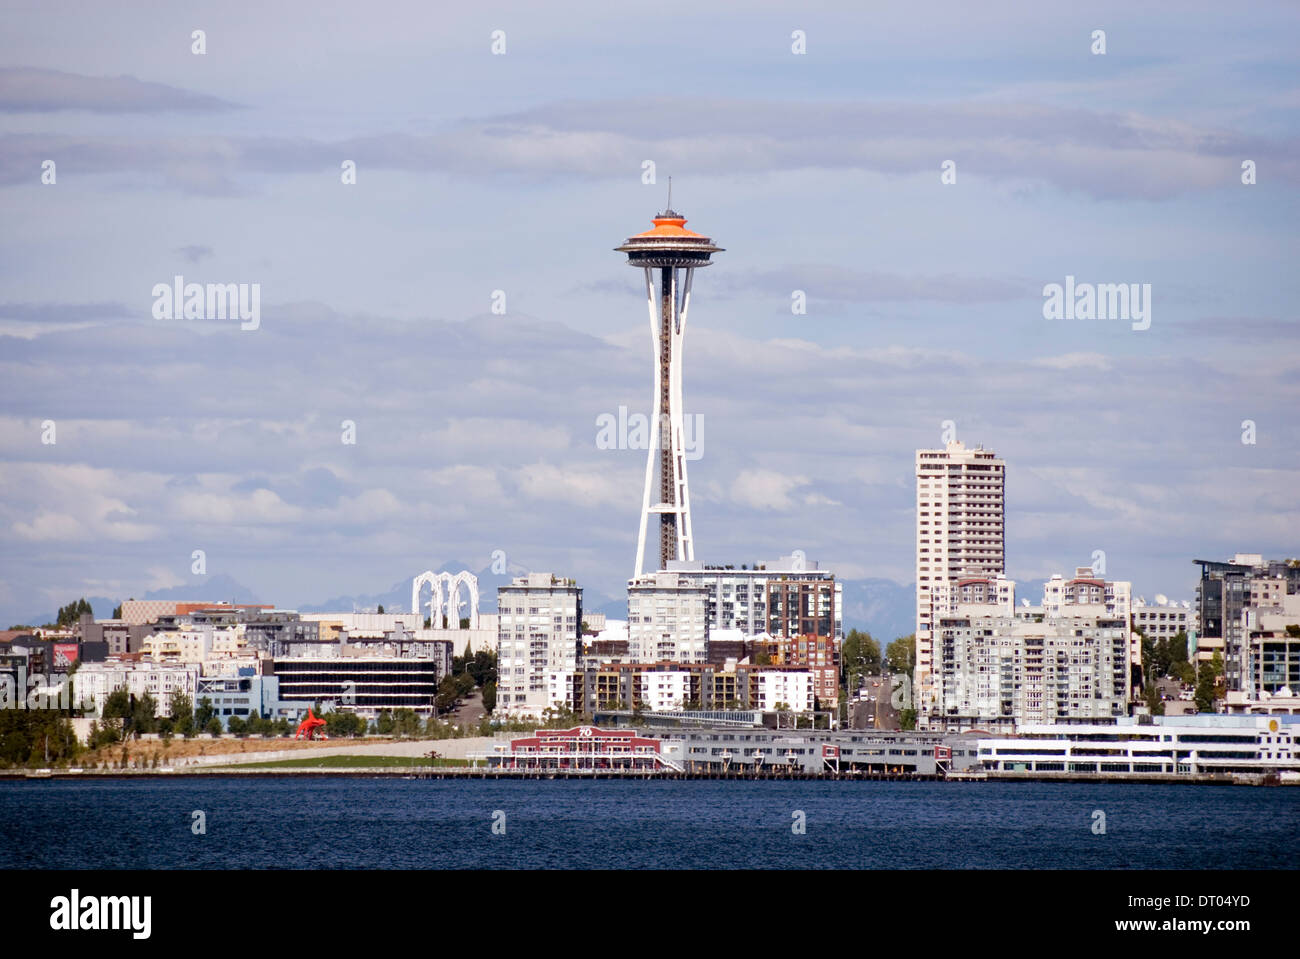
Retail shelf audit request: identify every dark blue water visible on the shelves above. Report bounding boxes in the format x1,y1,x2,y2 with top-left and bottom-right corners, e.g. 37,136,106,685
2,779,1296,869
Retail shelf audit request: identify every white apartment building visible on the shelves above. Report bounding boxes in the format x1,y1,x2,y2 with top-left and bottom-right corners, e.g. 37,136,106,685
639,668,693,711
749,669,815,712
547,667,696,713
547,663,820,715
934,606,1129,733
932,575,1016,619
663,556,843,639
916,441,1006,724
1131,598,1196,642
627,572,709,664
140,625,248,663
496,573,583,720
1042,568,1136,665
76,661,200,718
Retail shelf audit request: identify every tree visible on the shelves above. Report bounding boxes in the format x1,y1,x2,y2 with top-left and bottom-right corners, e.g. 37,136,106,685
55,598,93,629
170,690,195,737
451,649,498,689
195,697,216,730
131,693,158,736
1139,629,1156,682
103,688,131,722
393,708,421,738
435,674,462,713
481,681,496,714
87,718,121,750
377,604,385,614
204,716,224,736
1168,631,1190,668
898,708,918,731
227,715,247,736
454,672,475,697
1194,661,1218,713
541,705,587,729
1143,682,1165,716
111,603,123,619
841,629,882,691
324,710,366,738
885,635,916,674
0,710,82,768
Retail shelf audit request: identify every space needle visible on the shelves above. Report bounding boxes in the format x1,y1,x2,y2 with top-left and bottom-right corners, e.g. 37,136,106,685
616,183,723,577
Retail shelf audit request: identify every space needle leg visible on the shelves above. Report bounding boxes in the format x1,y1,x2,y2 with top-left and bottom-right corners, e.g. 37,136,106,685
675,268,695,561
634,267,660,579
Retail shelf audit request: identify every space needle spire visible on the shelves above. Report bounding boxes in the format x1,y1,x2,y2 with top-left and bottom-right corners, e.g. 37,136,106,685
615,189,723,577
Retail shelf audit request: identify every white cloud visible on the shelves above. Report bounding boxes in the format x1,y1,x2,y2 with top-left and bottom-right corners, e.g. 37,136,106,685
1032,353,1113,371
12,510,83,541
730,469,810,512
512,461,632,508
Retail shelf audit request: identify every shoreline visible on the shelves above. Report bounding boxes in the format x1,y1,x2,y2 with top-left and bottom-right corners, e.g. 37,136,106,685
3,767,1290,785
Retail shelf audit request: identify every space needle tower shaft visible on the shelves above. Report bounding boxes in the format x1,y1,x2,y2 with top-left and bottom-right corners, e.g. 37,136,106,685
615,186,723,577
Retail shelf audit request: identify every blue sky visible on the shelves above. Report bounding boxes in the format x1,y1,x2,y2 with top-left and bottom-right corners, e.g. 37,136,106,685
1,0,1297,625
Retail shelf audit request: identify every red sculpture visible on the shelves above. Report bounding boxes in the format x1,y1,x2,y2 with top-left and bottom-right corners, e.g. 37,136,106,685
294,708,328,740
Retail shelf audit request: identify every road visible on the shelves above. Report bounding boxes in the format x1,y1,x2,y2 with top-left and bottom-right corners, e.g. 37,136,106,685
448,689,486,726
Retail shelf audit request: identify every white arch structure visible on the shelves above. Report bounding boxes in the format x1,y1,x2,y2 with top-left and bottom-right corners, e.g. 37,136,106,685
411,571,480,630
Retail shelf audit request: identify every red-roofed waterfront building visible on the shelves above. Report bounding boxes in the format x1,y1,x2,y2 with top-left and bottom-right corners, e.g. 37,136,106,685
476,726,681,771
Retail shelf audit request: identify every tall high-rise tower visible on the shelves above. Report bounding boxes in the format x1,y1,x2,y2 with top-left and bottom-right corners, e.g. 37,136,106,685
616,190,723,577
915,441,1005,727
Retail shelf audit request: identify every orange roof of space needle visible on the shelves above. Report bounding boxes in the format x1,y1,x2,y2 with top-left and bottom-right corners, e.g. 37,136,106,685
632,213,705,238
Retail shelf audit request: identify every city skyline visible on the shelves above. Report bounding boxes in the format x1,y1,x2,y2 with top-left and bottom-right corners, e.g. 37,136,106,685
2,2,1298,629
